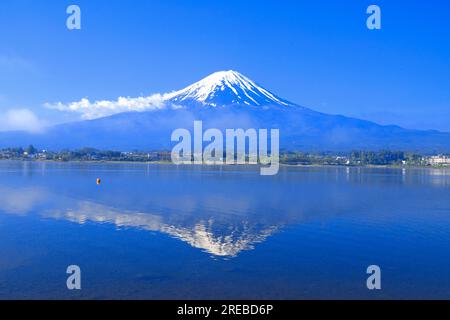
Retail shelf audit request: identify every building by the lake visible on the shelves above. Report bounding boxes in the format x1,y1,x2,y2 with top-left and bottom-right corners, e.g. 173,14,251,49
425,155,450,166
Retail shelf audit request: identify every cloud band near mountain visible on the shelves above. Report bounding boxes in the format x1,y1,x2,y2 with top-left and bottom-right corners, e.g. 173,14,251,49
44,93,175,120
0,109,45,133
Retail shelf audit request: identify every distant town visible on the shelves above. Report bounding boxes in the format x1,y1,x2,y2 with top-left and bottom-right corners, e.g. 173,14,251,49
0,145,450,167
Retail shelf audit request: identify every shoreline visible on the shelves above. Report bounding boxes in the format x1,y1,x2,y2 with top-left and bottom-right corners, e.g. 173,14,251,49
0,158,448,170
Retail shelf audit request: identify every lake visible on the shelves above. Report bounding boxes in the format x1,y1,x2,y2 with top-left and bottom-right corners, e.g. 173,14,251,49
0,161,449,299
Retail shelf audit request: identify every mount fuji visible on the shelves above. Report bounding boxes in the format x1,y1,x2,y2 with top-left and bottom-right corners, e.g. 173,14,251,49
165,70,294,108
1,70,449,152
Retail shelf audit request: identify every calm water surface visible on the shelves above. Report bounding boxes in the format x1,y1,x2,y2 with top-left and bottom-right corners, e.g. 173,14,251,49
0,161,449,299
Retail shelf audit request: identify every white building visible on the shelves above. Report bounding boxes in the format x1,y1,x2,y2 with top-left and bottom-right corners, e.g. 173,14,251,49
426,155,450,166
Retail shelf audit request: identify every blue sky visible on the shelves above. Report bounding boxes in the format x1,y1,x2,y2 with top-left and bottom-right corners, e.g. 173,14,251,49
0,0,449,131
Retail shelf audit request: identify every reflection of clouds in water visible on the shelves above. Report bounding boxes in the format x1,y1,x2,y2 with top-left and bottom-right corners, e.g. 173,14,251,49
0,187,48,215
44,200,280,257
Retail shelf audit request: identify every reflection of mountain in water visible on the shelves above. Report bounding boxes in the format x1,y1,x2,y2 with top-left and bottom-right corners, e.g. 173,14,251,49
45,201,281,257
0,185,282,258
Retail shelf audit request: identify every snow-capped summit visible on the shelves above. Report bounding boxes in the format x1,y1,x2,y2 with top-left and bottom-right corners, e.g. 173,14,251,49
165,70,294,108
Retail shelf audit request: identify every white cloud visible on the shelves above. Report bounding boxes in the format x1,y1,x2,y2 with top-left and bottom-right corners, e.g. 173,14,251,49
0,109,45,133
0,186,47,216
44,93,177,120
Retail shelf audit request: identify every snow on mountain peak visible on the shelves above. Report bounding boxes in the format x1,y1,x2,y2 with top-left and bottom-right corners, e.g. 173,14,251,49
166,70,293,108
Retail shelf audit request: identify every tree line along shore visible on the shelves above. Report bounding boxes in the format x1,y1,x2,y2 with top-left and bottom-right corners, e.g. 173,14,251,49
1,145,449,167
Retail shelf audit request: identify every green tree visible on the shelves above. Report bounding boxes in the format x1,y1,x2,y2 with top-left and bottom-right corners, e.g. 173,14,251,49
26,145,38,155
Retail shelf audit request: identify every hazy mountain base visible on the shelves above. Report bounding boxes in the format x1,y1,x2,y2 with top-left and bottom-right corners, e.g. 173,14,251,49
1,106,449,153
